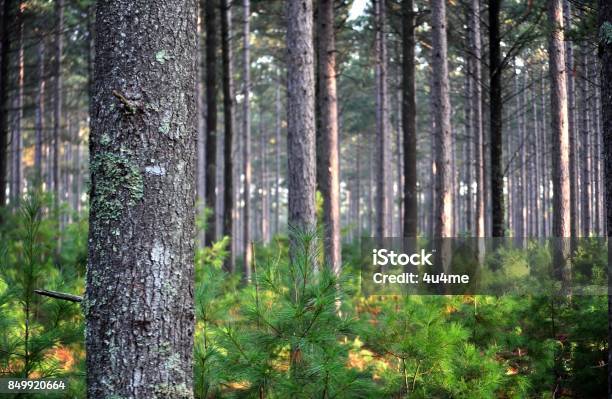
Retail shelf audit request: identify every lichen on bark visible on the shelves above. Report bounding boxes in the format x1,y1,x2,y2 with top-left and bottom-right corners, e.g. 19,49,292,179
90,152,143,222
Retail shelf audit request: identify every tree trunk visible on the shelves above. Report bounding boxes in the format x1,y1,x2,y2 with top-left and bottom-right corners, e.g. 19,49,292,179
598,0,612,395
469,0,484,237
431,0,453,238
0,0,11,209
205,0,218,245
489,0,504,237
548,0,571,239
374,0,390,238
196,1,205,244
464,57,472,235
53,0,63,213
86,0,197,397
221,0,234,271
579,30,591,237
243,0,252,279
317,0,341,273
564,0,578,240
286,0,316,235
274,71,281,236
35,39,45,186
259,106,270,244
11,0,23,205
402,0,417,238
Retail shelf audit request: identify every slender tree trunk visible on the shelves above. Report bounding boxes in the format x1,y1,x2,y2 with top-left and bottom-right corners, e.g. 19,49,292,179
374,0,390,238
532,82,542,237
86,0,197,397
464,58,472,235
53,0,63,213
548,0,571,291
489,0,504,237
196,1,205,243
541,73,550,236
35,39,45,186
243,0,252,279
259,106,270,244
274,72,281,236
72,132,80,214
579,35,591,237
564,0,578,240
402,0,417,238
11,0,23,205
431,0,453,238
598,0,612,395
286,0,316,235
317,0,341,273
221,0,234,271
0,0,11,209
205,0,218,245
469,0,484,237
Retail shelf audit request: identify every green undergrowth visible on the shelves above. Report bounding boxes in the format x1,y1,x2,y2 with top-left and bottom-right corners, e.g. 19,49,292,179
0,198,607,398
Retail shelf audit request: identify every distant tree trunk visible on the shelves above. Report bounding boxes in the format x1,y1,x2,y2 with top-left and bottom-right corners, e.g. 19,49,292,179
470,0,484,237
221,0,234,271
367,136,373,233
541,74,550,236
531,82,542,236
205,0,218,245
196,1,205,243
464,59,472,235
598,0,612,395
317,0,341,273
86,0,197,397
286,0,316,236
402,0,417,238
431,0,453,238
11,0,23,205
489,0,504,237
243,0,252,279
72,133,80,214
34,39,45,186
259,106,270,244
355,142,361,238
579,33,591,237
53,0,63,213
0,0,11,209
564,0,578,239
274,72,281,236
374,0,390,238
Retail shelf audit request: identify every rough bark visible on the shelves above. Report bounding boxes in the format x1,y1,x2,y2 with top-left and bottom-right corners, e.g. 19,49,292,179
86,1,197,397
53,0,63,213
205,0,218,245
431,0,453,238
317,0,341,273
286,0,316,233
548,0,571,239
221,0,234,271
489,0,504,237
402,0,417,238
243,0,252,279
